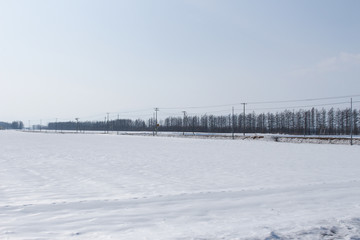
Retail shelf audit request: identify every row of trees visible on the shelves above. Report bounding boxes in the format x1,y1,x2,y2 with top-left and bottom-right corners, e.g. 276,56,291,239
160,108,358,135
48,119,147,132
0,121,24,129
47,107,359,135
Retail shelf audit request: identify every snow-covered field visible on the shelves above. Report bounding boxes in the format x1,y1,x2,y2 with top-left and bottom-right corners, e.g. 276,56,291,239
1,130,360,239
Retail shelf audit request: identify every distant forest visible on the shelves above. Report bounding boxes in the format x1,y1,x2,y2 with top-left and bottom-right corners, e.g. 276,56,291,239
47,107,359,135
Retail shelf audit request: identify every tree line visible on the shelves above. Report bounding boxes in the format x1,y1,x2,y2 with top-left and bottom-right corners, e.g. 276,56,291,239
48,119,146,132
46,107,359,135
0,121,24,130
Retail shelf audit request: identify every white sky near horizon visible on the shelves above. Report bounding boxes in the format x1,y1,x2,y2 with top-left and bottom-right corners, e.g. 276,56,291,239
1,0,360,124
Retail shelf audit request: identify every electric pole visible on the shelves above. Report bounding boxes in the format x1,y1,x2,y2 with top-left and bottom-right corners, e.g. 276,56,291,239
304,111,307,137
40,119,42,132
152,113,155,136
55,118,58,133
75,118,79,133
350,98,353,146
242,103,247,136
107,113,110,134
182,111,187,135
232,107,235,139
117,114,119,135
154,108,159,135
104,117,107,134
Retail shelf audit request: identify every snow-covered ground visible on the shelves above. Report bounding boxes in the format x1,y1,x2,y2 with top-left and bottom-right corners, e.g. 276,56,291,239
1,130,360,239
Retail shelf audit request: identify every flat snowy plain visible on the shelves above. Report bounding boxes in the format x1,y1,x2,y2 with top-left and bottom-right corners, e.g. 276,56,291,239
1,131,360,240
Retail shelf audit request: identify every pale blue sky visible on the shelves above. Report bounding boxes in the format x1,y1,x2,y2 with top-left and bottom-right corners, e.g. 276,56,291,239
1,0,360,122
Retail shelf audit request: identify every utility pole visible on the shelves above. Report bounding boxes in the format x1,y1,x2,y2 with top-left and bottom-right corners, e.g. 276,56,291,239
182,111,187,135
40,119,42,132
154,108,159,135
75,118,79,133
350,98,353,146
28,120,30,131
232,107,235,139
242,103,247,136
55,118,58,133
152,113,155,136
107,113,110,134
117,114,119,135
304,111,307,137
104,117,107,134
192,116,195,135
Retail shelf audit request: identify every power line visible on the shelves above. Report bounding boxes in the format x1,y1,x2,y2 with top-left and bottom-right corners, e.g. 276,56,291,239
109,108,153,115
160,103,240,110
248,94,360,105
25,95,360,125
143,100,360,118
245,101,355,111
159,94,360,110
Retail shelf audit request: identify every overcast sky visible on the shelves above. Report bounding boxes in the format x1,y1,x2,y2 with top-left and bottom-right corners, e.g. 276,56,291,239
1,0,360,123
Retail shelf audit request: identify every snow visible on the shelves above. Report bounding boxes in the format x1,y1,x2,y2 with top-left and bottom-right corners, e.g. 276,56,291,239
1,130,360,239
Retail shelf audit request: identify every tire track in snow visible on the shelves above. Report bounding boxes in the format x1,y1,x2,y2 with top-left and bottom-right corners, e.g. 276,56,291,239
1,181,360,239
